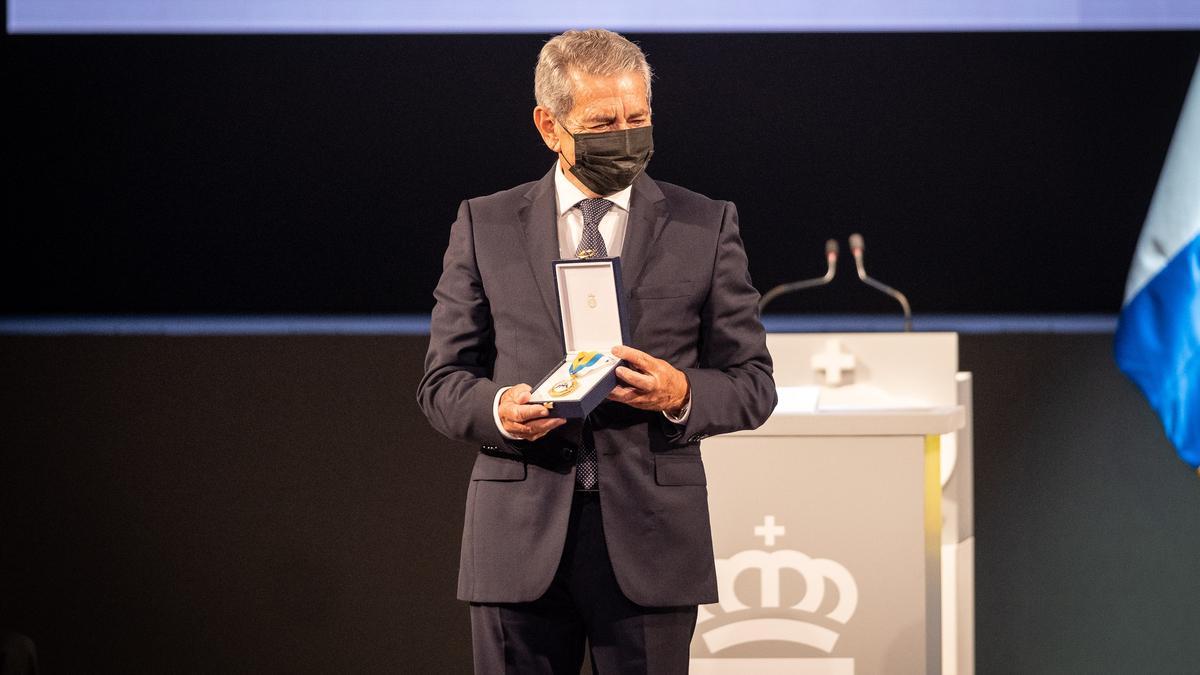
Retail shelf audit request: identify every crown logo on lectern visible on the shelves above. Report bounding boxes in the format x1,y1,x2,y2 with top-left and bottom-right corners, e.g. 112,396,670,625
696,516,859,655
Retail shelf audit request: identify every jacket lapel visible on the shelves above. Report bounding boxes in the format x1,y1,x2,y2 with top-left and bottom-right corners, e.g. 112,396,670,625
518,167,563,325
620,172,669,295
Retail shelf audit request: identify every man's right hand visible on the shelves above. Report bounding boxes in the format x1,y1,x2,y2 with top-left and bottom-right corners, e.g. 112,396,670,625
499,384,567,441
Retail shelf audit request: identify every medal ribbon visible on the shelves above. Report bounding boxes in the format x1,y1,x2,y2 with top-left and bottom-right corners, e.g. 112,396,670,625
569,351,604,376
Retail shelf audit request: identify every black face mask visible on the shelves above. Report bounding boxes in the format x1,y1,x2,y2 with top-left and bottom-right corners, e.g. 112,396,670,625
558,123,654,196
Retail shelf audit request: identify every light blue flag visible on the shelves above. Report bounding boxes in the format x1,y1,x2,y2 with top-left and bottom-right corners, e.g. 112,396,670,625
1114,58,1200,473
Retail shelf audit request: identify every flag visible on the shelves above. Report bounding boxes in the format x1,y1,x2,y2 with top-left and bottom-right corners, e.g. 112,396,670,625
1114,59,1200,473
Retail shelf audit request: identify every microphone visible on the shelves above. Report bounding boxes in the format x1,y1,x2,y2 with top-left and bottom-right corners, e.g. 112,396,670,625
758,239,838,312
848,233,913,331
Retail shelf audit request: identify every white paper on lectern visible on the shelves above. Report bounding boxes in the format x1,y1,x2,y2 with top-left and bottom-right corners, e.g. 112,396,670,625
774,386,821,413
816,383,931,411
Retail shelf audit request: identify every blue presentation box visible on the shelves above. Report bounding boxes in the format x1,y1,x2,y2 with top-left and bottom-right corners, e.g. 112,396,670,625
528,257,632,419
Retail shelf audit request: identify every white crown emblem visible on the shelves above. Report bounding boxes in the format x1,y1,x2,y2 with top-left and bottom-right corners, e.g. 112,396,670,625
696,516,859,655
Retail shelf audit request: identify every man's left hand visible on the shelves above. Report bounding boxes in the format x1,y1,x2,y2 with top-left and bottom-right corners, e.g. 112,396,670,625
606,345,689,415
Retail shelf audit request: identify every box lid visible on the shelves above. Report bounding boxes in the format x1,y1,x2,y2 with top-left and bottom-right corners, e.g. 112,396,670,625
552,257,630,353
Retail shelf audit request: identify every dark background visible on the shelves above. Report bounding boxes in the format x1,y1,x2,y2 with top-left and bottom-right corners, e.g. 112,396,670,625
5,31,1199,315
4,29,1200,675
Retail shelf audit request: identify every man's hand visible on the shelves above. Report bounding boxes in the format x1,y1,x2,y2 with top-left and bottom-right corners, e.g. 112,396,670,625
606,345,690,415
499,384,567,441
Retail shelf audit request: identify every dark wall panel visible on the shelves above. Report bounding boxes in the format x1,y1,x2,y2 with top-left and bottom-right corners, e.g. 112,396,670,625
5,32,1199,314
2,333,1198,673
962,335,1200,673
0,336,475,673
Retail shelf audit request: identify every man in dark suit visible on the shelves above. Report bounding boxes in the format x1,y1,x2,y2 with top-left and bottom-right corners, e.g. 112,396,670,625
417,28,776,674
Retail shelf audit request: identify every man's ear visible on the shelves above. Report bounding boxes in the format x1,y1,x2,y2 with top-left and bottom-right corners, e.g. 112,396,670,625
533,106,559,152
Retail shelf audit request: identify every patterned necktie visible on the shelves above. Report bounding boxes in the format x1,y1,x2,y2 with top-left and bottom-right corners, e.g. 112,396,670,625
575,198,613,259
576,424,599,491
573,198,612,490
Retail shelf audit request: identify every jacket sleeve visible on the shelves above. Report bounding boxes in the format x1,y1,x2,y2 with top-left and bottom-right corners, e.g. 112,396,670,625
416,200,509,447
668,201,777,443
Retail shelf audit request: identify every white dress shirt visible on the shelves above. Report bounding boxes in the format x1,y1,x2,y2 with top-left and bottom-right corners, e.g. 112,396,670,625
552,159,633,259
493,162,691,439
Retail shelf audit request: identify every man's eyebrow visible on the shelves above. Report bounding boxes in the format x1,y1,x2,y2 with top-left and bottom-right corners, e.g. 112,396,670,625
582,113,618,124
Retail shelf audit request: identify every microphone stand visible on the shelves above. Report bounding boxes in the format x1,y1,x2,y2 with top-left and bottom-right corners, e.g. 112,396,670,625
758,239,838,313
849,233,912,332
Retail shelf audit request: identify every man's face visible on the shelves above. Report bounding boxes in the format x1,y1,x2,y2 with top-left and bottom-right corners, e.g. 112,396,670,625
534,70,651,196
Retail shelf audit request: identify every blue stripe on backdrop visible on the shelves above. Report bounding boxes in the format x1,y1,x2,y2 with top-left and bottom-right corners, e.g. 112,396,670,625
0,314,1117,336
0,315,433,336
1115,236,1200,470
8,0,1200,33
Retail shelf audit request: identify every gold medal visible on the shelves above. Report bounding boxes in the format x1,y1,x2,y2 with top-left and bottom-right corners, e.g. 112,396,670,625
548,376,579,397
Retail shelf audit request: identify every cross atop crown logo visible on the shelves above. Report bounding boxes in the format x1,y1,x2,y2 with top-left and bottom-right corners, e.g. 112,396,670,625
696,515,859,655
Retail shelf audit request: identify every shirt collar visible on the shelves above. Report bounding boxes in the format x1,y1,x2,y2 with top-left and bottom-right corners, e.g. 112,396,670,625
553,161,633,217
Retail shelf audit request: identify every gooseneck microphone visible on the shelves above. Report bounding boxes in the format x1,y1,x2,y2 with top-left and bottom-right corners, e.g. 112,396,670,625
758,239,838,312
849,233,912,332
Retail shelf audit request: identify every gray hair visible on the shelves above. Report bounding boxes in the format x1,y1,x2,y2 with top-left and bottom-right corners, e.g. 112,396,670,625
534,29,653,123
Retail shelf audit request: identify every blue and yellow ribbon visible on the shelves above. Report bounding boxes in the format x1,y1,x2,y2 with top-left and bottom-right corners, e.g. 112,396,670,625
569,351,604,375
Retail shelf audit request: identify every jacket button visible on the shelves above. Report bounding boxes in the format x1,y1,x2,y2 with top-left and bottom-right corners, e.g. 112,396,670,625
561,447,576,460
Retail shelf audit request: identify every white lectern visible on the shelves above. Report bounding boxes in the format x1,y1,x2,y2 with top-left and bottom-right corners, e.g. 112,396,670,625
690,333,974,675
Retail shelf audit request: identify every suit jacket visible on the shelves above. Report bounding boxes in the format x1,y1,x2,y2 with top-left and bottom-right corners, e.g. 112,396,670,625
417,166,776,607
